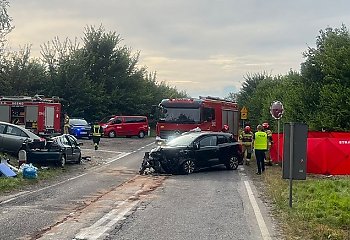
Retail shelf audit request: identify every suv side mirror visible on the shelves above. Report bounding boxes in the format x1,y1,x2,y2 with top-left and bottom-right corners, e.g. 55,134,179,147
193,142,200,150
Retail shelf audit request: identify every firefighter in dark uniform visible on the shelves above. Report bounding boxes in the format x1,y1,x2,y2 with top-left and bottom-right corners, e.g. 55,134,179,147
262,122,273,166
92,122,103,150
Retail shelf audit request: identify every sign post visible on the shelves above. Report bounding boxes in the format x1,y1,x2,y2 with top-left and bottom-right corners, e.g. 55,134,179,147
282,123,308,207
240,106,248,127
270,101,284,162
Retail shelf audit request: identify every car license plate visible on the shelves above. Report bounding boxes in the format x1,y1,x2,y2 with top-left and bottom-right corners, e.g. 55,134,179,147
80,131,87,134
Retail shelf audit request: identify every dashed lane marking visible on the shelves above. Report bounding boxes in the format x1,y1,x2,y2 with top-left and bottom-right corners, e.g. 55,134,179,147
137,142,156,151
0,143,155,205
80,149,123,154
73,200,140,240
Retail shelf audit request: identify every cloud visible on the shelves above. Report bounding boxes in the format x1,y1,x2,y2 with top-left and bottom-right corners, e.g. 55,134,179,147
6,0,350,98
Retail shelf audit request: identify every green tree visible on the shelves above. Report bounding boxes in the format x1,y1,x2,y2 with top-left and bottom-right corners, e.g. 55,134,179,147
1,22,187,122
301,25,350,130
0,45,47,96
0,0,12,54
49,25,187,122
235,72,275,129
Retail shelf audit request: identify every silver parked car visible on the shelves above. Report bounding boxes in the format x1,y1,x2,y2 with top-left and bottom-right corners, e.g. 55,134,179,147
0,121,46,155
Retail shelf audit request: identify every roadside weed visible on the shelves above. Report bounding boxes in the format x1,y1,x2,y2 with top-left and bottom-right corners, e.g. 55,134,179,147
263,166,350,240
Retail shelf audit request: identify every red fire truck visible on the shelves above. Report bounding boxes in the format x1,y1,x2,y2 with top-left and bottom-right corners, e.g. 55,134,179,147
156,96,240,142
0,95,62,135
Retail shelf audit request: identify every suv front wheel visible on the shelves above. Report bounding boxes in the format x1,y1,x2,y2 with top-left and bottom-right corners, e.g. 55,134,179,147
225,156,238,170
180,159,195,174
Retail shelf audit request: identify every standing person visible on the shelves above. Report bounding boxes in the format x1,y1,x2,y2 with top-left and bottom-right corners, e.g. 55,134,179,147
63,113,70,134
253,124,268,175
239,125,254,165
92,122,103,150
262,122,273,166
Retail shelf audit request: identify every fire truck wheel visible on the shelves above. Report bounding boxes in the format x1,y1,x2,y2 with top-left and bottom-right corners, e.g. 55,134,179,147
225,156,239,170
108,131,116,138
58,154,66,168
180,159,195,174
138,131,145,138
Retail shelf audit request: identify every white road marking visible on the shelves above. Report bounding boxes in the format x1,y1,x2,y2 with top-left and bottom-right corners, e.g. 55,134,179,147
105,152,131,164
74,199,140,240
244,181,272,240
0,173,89,205
0,142,154,205
0,191,30,204
137,142,156,151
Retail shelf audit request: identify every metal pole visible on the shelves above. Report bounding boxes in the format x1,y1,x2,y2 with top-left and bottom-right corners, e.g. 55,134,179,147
289,123,294,208
277,119,280,162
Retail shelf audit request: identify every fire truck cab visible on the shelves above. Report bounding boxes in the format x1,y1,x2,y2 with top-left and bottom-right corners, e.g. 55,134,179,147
156,96,240,142
0,95,62,135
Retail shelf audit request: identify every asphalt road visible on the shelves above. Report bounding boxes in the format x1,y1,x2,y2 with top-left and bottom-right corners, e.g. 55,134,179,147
0,137,279,240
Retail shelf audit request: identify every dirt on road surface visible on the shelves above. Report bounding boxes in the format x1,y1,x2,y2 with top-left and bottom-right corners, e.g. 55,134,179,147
35,174,168,240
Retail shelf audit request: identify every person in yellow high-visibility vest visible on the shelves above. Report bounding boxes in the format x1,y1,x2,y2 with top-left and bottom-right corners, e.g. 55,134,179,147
92,122,103,150
253,124,268,175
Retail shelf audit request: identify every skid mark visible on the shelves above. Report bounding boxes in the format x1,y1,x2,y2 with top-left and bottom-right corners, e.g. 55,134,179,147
34,175,168,240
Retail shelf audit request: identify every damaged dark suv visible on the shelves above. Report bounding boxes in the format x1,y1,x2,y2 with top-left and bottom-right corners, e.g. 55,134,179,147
140,131,242,175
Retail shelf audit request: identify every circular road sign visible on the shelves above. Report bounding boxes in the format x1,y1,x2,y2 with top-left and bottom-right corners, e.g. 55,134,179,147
270,101,284,119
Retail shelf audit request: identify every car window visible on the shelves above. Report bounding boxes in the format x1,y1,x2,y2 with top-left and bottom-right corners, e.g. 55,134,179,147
0,124,5,134
124,117,146,123
5,125,27,137
67,135,78,147
61,135,70,145
228,134,237,143
202,107,215,121
100,116,114,124
199,136,217,147
112,117,122,124
217,135,228,145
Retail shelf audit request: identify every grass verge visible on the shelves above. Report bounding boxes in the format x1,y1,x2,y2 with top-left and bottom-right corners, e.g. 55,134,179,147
0,167,66,193
0,153,66,194
262,165,350,240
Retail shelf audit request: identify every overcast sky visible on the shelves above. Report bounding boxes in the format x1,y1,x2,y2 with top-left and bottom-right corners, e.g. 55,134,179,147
6,0,350,98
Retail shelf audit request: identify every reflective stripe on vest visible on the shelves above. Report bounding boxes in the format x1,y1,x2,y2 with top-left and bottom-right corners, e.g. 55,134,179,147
241,132,253,142
254,131,268,150
93,125,102,136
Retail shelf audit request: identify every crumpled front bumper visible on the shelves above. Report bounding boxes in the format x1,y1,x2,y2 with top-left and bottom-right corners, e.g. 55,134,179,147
139,152,167,174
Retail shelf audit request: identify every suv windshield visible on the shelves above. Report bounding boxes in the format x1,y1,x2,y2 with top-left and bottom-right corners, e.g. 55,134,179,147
70,119,88,125
167,133,200,147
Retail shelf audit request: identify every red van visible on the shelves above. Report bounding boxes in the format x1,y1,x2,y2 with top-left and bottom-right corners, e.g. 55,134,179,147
99,116,149,138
